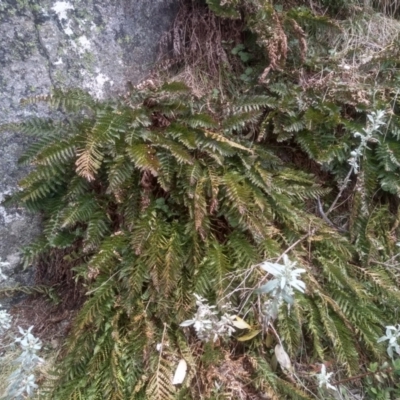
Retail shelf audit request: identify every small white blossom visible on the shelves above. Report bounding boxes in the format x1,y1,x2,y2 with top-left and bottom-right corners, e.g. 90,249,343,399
316,364,337,391
257,255,306,304
23,374,38,396
180,295,237,342
256,256,307,323
378,324,400,359
15,326,42,352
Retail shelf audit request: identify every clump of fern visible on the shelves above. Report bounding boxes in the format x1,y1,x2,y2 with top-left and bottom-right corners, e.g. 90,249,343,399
5,74,399,399
7,0,400,398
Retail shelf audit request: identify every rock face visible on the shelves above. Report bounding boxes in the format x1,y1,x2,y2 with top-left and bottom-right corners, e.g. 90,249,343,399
0,0,178,295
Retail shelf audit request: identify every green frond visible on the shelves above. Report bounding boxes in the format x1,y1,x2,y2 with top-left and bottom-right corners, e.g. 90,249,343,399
158,223,186,296
227,231,258,270
21,88,97,112
106,155,135,193
60,195,98,228
156,153,176,191
278,301,302,356
222,110,262,134
127,142,160,175
37,139,77,167
191,177,210,237
183,161,203,186
186,113,218,129
12,46,400,399
166,123,198,149
301,297,326,360
221,171,252,215
21,236,51,268
194,239,228,296
153,135,194,165
18,167,68,202
84,211,111,250
231,95,272,112
316,300,359,374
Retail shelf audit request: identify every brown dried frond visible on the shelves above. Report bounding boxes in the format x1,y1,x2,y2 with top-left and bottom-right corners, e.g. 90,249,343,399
257,12,288,83
289,19,307,63
35,247,85,310
139,169,154,213
199,351,256,399
87,266,100,280
140,169,154,191
157,0,244,94
75,141,101,182
151,112,171,128
297,12,400,104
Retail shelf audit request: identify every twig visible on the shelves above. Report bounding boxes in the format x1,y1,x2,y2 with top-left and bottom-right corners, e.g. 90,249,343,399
276,230,316,263
326,166,354,216
370,253,400,269
158,323,167,356
85,270,119,295
317,197,347,233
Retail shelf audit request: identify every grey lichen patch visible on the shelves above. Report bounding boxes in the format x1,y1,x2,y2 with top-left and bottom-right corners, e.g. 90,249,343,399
0,251,35,308
0,189,23,226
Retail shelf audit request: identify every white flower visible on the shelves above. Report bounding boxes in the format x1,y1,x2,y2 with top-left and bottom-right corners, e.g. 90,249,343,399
316,364,337,391
22,374,38,397
377,324,400,358
15,326,42,352
257,255,306,304
180,295,237,342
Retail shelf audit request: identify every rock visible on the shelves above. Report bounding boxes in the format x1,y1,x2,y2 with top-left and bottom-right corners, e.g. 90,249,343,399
0,0,178,300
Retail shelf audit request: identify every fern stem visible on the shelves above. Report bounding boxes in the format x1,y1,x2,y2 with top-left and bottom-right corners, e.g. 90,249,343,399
276,230,316,262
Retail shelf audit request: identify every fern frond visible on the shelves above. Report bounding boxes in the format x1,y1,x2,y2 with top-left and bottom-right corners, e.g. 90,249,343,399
75,135,104,181
21,88,97,112
107,155,135,194
222,110,262,134
60,195,98,228
146,333,176,400
127,143,160,175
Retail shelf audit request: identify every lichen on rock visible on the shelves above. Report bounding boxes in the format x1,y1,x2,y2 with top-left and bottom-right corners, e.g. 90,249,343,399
0,0,178,298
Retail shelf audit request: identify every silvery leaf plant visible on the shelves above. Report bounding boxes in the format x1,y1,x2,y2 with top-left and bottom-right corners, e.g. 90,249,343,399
316,364,337,392
7,326,44,400
256,254,306,322
348,110,386,174
377,324,400,359
180,294,236,342
0,307,43,399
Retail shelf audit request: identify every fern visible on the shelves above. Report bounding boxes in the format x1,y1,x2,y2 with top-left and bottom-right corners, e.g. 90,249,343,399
10,4,400,395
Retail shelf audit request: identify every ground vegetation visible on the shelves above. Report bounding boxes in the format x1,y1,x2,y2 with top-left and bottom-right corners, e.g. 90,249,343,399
4,0,400,398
